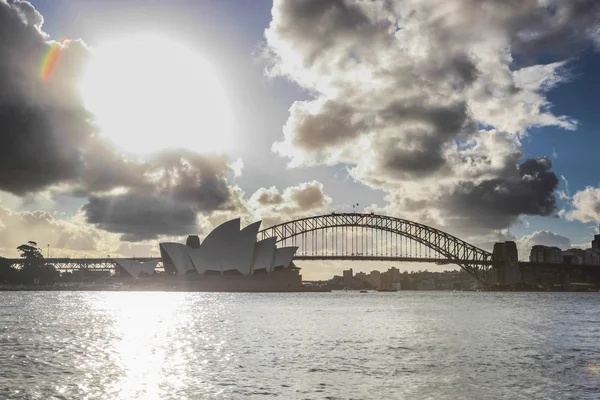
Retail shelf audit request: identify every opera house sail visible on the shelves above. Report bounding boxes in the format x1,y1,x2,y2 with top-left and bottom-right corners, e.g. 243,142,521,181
115,259,159,278
158,218,302,291
251,237,277,273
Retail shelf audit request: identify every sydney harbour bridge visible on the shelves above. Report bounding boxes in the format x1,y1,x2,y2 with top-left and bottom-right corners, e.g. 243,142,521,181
5,213,495,284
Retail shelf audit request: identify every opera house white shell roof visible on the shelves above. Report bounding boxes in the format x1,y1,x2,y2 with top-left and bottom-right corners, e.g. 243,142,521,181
159,218,298,276
115,259,159,278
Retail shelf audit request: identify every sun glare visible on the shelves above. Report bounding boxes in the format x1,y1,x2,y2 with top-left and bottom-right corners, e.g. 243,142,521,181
80,36,233,154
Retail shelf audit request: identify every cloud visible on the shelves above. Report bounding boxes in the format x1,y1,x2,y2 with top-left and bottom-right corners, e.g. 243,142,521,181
564,186,600,224
229,157,244,178
440,158,559,232
265,0,597,235
372,157,559,236
517,230,572,260
82,194,198,242
0,204,101,257
80,151,246,241
0,1,95,195
0,2,250,242
250,181,332,226
0,1,150,199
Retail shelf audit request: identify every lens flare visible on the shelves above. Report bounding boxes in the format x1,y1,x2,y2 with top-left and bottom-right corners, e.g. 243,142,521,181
41,38,67,82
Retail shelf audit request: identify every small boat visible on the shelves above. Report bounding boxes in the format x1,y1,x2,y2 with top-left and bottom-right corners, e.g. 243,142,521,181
359,290,368,293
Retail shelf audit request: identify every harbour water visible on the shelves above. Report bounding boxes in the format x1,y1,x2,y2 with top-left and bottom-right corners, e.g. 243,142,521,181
0,291,599,399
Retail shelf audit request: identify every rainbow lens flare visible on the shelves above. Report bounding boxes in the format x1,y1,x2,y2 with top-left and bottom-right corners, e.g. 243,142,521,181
40,39,66,82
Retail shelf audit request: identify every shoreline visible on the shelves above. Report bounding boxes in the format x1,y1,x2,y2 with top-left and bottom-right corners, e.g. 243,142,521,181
1,286,597,293
0,285,331,293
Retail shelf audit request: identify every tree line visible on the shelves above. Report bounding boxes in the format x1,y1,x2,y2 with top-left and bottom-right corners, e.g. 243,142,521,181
0,241,59,285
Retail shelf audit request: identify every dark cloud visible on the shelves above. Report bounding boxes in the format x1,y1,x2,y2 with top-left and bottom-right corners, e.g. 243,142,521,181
81,150,243,241
442,158,559,232
0,1,94,195
266,0,597,236
146,151,234,212
269,0,395,65
0,1,149,198
511,0,600,56
83,194,199,241
287,100,370,150
375,101,476,178
288,182,330,210
0,2,247,241
251,181,332,227
253,187,285,206
380,143,447,177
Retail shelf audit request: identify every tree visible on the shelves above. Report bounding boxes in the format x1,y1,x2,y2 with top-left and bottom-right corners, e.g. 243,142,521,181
37,264,59,285
17,241,44,269
0,257,19,284
17,241,46,284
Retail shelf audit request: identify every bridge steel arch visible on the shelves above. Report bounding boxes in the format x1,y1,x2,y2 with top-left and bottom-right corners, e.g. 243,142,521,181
257,213,493,284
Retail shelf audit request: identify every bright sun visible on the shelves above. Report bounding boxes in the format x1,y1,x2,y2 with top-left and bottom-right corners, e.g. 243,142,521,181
80,36,233,154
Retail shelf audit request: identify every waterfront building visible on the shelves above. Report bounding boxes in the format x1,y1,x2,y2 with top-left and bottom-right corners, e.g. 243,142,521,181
530,245,562,263
529,245,545,263
367,270,381,288
592,232,600,251
530,244,600,266
342,268,353,286
388,267,401,284
158,218,300,286
562,248,600,266
355,272,368,283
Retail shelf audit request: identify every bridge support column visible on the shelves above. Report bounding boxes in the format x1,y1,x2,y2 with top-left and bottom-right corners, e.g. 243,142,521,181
492,241,521,286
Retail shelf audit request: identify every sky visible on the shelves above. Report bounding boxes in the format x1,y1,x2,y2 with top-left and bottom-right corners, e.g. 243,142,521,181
1,0,600,279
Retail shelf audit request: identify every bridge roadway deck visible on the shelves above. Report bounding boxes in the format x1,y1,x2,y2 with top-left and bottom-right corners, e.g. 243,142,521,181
5,256,493,270
5,258,161,271
294,255,493,264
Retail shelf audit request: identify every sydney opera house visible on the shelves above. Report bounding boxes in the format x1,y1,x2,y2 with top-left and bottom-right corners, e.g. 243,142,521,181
115,218,303,291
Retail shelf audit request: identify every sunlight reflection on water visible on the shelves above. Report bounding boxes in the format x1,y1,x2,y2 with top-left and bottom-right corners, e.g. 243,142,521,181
1,291,599,399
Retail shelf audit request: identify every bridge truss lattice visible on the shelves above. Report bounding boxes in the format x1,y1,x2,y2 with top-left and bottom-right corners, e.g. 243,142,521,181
258,213,493,284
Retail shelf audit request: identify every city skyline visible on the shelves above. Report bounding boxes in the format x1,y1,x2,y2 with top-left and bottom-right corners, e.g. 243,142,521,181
1,1,600,280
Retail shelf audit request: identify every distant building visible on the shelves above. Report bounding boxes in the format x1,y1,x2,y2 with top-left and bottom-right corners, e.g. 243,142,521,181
342,269,353,286
592,233,600,251
529,245,545,263
367,270,381,288
563,248,600,266
355,272,368,282
544,247,562,263
529,245,563,264
388,267,401,284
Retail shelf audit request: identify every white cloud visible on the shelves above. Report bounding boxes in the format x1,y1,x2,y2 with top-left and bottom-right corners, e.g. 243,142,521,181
516,230,572,261
0,205,102,257
265,0,596,237
565,186,600,224
250,181,332,227
229,157,244,178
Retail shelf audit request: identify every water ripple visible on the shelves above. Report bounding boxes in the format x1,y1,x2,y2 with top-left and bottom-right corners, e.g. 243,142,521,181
0,291,599,399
